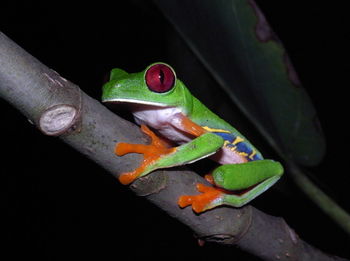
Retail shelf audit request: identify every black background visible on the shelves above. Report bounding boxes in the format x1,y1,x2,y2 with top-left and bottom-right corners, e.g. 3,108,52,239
2,1,349,260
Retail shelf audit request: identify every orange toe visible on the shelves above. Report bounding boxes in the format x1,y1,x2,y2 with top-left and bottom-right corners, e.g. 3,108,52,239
178,195,193,208
115,143,146,156
204,174,215,184
118,172,139,185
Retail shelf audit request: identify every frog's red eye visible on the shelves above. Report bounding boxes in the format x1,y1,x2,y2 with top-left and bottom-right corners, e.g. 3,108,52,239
145,64,175,93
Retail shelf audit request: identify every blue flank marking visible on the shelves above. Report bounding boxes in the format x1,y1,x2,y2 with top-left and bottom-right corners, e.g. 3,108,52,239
214,132,234,143
212,132,263,161
251,152,263,161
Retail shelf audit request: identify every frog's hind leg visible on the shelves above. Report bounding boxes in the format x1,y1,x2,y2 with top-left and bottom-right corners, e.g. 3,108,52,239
220,173,281,208
178,160,283,212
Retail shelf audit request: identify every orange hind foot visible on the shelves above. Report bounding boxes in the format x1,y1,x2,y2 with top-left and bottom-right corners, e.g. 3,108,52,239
178,184,224,213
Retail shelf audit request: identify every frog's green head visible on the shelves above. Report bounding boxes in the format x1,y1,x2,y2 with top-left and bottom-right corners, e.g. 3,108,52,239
102,63,193,113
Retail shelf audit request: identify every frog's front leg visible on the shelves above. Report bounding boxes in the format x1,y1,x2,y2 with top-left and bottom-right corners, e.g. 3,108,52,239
115,124,224,185
178,160,283,213
115,124,175,184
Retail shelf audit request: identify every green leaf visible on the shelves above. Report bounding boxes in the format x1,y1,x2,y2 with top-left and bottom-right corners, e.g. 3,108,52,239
153,0,325,166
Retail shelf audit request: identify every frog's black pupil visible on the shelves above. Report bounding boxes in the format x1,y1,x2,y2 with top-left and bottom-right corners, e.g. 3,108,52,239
159,69,165,84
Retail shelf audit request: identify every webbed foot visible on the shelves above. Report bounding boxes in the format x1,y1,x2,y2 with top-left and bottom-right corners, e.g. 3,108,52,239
115,124,175,185
178,184,224,213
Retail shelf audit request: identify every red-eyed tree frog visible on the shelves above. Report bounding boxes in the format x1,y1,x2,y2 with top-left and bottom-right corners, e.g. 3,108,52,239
102,63,283,213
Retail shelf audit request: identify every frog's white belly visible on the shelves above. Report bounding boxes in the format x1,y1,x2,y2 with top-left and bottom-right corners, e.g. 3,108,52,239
132,106,192,144
132,106,246,165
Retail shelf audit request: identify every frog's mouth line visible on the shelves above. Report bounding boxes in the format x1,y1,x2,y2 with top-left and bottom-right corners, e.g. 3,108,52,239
103,98,168,107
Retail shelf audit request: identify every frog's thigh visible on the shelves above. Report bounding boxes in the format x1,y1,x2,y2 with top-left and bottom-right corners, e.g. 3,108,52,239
212,159,283,190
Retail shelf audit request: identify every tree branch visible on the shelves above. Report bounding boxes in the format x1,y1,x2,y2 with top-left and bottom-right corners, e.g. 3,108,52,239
1,31,347,261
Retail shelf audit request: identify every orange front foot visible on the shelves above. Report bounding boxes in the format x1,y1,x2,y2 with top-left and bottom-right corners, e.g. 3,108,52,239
178,184,224,213
115,124,175,185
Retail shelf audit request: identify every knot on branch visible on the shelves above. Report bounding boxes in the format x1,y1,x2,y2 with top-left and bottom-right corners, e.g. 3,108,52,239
39,104,80,136
201,234,239,245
